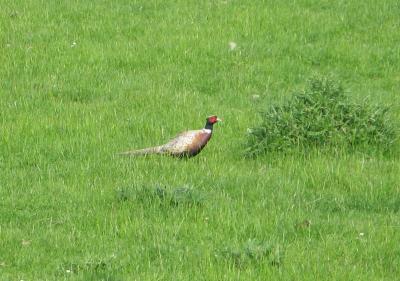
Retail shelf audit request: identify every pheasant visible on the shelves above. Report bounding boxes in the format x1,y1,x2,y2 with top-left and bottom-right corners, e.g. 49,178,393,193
119,115,221,158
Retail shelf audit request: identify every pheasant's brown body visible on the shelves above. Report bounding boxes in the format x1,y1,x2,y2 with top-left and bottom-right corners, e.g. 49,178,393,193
119,116,220,158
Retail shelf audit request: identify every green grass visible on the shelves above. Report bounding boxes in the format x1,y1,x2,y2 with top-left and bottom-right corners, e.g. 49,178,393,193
1,0,399,280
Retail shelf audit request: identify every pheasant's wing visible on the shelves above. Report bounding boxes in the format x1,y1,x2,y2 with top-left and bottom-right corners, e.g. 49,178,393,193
162,130,202,155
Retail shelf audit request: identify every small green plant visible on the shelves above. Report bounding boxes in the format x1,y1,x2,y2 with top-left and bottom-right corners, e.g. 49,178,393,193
58,256,122,280
245,75,397,156
219,239,283,268
116,185,205,207
116,185,166,204
170,187,206,206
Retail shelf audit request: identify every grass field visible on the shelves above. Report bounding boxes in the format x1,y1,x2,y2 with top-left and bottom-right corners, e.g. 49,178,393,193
1,0,400,280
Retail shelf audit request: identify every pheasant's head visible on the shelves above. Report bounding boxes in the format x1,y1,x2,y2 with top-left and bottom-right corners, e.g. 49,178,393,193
206,115,222,124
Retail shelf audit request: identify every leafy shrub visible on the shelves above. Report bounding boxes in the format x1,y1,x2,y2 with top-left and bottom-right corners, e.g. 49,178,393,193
245,75,397,156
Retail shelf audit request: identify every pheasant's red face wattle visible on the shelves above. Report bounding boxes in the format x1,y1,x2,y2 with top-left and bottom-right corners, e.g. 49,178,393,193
207,115,219,124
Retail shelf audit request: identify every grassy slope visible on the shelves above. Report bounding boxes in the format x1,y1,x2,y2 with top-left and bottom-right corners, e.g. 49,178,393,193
1,0,399,280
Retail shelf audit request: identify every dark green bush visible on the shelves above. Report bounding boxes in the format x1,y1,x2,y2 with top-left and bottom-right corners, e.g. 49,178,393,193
245,76,397,156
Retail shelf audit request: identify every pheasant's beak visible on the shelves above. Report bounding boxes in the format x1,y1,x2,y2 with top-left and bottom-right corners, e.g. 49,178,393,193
217,118,223,123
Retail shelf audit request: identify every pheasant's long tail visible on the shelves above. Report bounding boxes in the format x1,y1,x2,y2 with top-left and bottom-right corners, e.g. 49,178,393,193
118,145,164,156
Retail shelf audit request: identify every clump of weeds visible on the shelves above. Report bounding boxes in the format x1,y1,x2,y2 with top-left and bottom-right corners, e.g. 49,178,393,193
246,75,397,156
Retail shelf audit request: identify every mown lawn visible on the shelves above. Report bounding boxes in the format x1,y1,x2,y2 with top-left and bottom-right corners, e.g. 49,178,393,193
1,0,399,280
